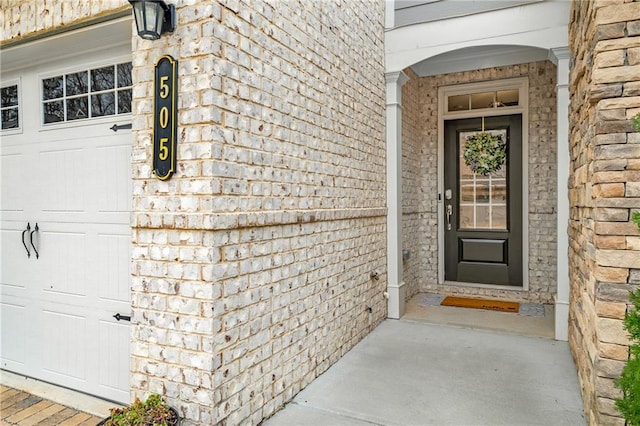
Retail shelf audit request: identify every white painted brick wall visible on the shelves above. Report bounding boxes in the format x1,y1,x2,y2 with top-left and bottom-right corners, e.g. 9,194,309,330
129,0,387,424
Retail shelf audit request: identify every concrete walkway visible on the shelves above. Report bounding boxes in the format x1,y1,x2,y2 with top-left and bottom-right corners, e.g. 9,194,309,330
265,319,585,426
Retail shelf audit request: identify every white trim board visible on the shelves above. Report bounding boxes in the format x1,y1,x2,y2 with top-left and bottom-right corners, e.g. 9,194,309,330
437,77,530,290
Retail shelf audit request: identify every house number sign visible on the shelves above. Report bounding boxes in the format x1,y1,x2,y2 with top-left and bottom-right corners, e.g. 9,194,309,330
153,55,178,180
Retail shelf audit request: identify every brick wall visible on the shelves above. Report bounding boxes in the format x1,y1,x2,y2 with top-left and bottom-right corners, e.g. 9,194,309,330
568,0,640,424
1,0,128,43
402,68,422,299
401,61,558,303
4,1,387,424
130,1,387,424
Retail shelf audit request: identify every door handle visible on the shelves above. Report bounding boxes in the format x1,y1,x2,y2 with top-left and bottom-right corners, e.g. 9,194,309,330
110,123,132,132
30,223,39,259
22,223,31,258
113,313,131,322
446,204,453,231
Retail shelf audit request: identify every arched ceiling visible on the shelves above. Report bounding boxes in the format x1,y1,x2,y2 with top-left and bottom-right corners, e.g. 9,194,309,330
410,45,551,77
385,0,570,73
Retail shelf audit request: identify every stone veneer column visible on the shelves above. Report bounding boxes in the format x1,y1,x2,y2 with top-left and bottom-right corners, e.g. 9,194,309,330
569,1,640,423
386,71,408,319
551,47,570,341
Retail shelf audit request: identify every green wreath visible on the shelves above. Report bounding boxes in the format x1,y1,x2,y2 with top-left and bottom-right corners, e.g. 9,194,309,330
463,132,507,176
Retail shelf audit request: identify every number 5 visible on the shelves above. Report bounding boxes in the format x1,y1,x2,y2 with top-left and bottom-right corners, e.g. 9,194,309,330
158,137,169,161
159,76,169,99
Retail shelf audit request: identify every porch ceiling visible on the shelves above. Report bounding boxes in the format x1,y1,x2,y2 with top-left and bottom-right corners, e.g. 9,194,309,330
410,45,550,77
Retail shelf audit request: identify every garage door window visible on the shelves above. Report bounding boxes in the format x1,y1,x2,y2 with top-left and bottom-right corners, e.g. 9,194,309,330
1,83,19,130
42,62,132,124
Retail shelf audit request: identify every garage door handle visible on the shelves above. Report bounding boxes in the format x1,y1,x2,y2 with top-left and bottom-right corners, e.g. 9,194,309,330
30,223,39,259
113,313,131,322
22,223,31,258
110,123,132,132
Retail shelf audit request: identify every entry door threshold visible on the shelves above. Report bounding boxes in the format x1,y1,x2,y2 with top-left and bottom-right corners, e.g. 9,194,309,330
443,280,526,291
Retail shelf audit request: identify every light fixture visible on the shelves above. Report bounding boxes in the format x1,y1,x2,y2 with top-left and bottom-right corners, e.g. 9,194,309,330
128,0,176,40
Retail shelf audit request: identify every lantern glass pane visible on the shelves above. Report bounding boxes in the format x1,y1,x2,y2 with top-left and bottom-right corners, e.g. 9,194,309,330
145,2,162,32
132,3,144,35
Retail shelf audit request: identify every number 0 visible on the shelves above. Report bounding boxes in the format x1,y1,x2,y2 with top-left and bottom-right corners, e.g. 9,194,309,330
159,107,169,128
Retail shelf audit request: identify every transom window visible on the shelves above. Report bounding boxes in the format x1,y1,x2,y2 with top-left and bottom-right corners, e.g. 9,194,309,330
448,89,519,113
42,62,132,124
1,84,19,130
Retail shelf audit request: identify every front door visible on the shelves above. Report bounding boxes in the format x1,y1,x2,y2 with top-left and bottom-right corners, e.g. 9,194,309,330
444,115,522,286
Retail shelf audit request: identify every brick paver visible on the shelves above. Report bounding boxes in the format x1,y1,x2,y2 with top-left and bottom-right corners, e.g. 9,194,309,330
0,387,102,426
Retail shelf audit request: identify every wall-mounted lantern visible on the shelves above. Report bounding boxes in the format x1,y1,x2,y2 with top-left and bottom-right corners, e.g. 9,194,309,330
128,0,176,40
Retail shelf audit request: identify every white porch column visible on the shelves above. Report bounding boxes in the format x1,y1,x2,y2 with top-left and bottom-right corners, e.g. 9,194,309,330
550,47,570,341
386,71,408,319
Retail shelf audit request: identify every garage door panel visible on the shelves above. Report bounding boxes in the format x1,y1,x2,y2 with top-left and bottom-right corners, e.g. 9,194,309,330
1,228,31,290
40,230,87,296
38,148,87,213
98,320,130,392
42,309,87,380
97,233,131,302
0,301,27,366
97,144,132,213
1,153,28,213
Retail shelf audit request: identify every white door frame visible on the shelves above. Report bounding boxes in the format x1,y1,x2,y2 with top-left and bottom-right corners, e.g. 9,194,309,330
437,77,530,290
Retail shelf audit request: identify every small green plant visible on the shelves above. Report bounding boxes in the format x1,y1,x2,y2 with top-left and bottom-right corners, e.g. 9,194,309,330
632,211,640,230
615,214,640,424
615,290,640,425
103,394,178,426
632,112,640,133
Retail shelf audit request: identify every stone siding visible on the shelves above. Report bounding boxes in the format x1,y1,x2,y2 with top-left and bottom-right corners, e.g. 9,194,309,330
402,61,558,303
569,0,640,424
129,1,387,424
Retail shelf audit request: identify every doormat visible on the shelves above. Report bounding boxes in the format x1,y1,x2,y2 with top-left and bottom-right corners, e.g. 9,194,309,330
440,296,519,313
417,294,545,317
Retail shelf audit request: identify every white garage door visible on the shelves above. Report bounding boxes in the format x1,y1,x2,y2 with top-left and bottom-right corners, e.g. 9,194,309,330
1,25,132,403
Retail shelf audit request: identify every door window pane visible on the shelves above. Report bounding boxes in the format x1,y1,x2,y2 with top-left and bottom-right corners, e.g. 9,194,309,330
66,71,88,96
67,97,88,120
1,85,18,107
470,92,494,109
459,130,508,230
117,89,132,114
117,63,133,87
1,108,18,129
41,62,132,124
91,66,115,91
497,89,519,107
459,205,474,229
448,94,469,112
1,84,19,129
91,93,116,117
44,101,64,123
43,77,64,100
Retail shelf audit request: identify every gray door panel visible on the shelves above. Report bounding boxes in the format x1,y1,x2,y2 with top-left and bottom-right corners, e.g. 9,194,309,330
444,115,522,286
